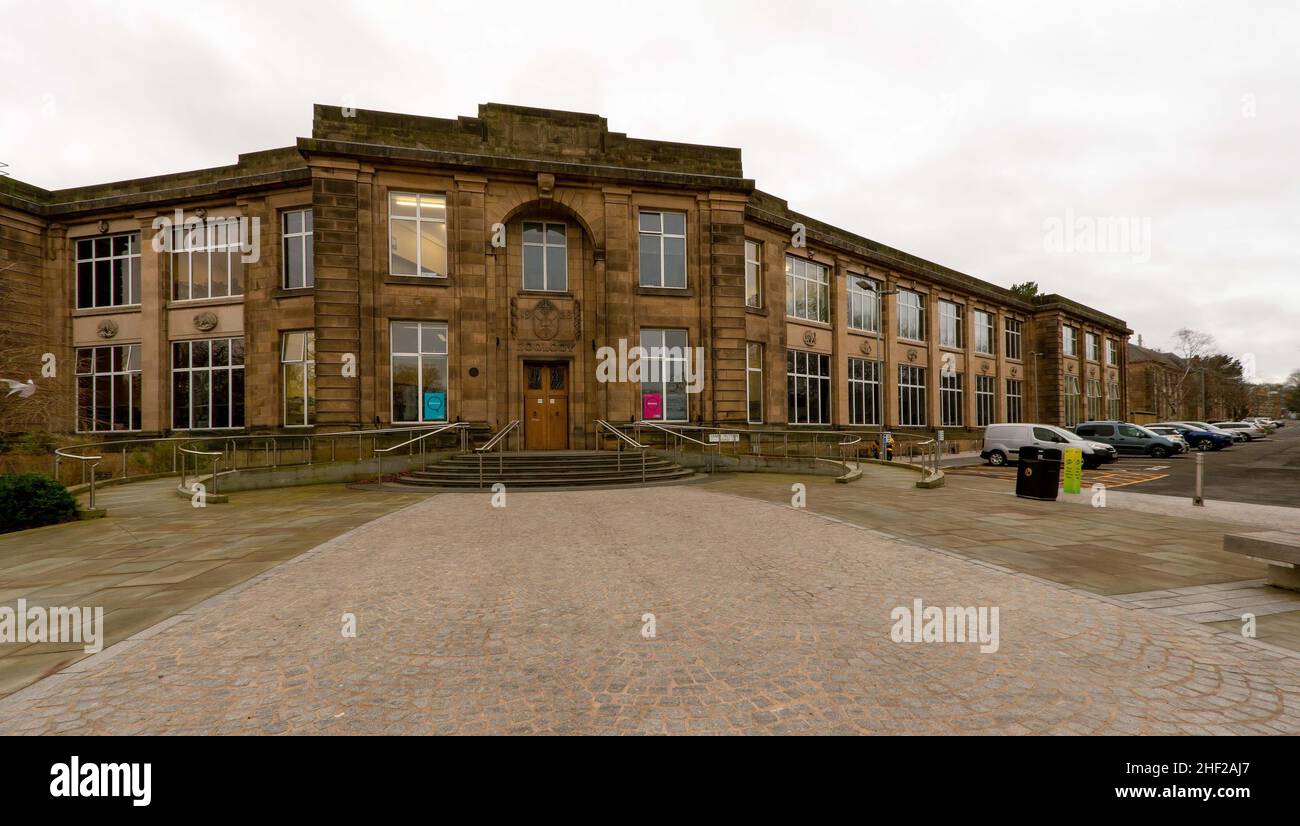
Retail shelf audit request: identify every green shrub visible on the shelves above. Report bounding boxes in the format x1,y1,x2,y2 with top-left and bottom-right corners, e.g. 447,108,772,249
0,473,80,533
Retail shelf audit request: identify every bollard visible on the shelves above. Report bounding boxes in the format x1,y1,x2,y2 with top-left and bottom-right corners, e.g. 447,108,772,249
1193,452,1204,506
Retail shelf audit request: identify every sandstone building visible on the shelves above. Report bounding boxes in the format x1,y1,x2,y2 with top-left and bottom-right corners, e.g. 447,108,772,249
0,103,1131,447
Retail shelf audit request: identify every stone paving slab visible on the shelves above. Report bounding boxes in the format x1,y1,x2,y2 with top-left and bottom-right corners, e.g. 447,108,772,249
0,478,426,700
2,485,1299,735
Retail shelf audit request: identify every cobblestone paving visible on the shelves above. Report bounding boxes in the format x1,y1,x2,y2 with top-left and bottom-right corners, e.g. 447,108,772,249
2,485,1298,735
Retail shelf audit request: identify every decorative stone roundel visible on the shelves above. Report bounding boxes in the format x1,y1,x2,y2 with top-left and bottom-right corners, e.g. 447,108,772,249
858,339,872,356
96,319,119,339
979,361,990,374
802,329,817,347
193,311,219,332
1011,366,1019,377
906,349,918,363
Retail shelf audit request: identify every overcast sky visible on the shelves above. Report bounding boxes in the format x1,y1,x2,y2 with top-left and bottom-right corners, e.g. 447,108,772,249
2,0,1296,381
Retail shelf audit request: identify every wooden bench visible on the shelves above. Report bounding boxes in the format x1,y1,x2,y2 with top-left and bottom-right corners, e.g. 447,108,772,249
1223,531,1300,591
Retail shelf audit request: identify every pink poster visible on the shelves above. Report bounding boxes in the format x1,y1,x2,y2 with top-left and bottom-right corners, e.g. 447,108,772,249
642,392,662,420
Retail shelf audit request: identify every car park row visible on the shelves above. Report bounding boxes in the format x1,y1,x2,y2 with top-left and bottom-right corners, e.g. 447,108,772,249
982,416,1285,466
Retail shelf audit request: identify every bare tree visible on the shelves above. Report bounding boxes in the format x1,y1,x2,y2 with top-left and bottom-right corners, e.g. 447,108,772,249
1170,328,1216,415
0,260,60,435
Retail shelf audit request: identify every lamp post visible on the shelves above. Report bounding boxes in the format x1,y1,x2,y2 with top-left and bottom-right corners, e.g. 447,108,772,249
858,279,897,452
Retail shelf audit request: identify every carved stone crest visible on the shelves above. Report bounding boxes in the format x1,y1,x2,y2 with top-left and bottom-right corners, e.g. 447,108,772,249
193,311,219,332
1010,366,1019,377
528,298,560,340
906,349,918,363
802,329,817,347
980,361,990,374
96,319,119,339
858,339,872,356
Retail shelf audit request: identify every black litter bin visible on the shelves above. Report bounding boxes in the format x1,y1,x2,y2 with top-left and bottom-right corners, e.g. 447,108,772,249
1016,446,1062,501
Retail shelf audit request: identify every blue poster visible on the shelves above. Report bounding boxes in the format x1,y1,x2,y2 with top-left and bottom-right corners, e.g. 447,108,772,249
423,391,446,421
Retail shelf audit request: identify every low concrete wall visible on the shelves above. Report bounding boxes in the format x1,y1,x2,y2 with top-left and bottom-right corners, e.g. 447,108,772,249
661,450,849,477
200,451,457,493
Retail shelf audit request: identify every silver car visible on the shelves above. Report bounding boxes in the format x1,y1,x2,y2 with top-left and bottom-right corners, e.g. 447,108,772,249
1213,421,1267,440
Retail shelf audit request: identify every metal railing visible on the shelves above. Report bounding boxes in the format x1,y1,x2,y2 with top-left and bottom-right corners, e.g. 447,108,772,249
476,420,521,488
52,446,103,509
595,419,648,484
374,422,471,489
622,422,880,473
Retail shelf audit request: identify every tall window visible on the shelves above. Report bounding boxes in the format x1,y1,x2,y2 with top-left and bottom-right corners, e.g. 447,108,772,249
281,331,315,427
391,321,449,423
848,357,880,426
974,310,995,355
787,350,830,425
171,219,245,300
1086,378,1102,421
76,344,141,432
897,289,925,341
638,211,686,288
1106,339,1118,366
76,234,140,309
389,192,447,277
172,338,245,430
1086,332,1100,361
939,300,964,348
641,329,690,421
848,276,880,333
746,342,764,423
282,209,314,289
1004,317,1023,360
785,256,829,323
1062,325,1078,357
940,372,964,427
976,375,995,427
898,365,927,427
1108,381,1122,419
744,240,762,308
523,221,567,291
1006,378,1023,422
1064,375,1081,427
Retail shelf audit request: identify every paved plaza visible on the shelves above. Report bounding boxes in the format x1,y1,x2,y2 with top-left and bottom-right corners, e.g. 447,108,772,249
1,472,1299,735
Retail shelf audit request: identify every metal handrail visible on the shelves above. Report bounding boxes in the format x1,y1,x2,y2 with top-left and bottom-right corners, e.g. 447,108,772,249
373,422,470,487
178,442,224,496
476,421,520,488
595,420,648,484
52,446,104,510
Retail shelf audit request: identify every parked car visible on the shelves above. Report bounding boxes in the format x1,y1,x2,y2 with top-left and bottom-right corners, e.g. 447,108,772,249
1177,420,1247,442
1246,417,1281,431
1145,426,1189,453
1152,422,1235,451
1213,421,1268,440
1074,421,1179,458
982,423,1119,469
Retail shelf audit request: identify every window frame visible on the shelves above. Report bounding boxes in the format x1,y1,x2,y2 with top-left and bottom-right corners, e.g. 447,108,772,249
847,275,881,333
746,342,764,424
281,330,316,428
1063,325,1079,357
1086,332,1100,362
976,374,995,427
940,371,964,427
390,321,450,424
1005,378,1023,423
388,192,448,278
170,337,246,430
170,218,245,301
898,364,927,427
1064,374,1081,427
744,240,762,309
522,221,568,292
786,349,831,425
938,300,964,349
281,208,314,289
1086,377,1103,421
785,255,830,323
637,210,688,289
1004,317,1023,361
973,309,995,355
75,344,142,432
848,357,881,426
897,289,926,342
75,233,141,310
640,328,691,422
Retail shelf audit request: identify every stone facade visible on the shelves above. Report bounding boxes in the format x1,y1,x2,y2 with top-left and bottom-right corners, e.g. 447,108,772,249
0,103,1131,443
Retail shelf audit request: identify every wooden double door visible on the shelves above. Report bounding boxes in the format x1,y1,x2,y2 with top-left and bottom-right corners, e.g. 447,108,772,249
523,362,569,450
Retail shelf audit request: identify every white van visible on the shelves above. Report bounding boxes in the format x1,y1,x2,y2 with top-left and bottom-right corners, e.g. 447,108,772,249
981,423,1118,469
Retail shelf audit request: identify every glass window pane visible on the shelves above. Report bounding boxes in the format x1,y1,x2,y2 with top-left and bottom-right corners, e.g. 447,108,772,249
390,219,418,275
211,339,230,367
639,212,661,233
638,236,660,286
422,323,448,355
392,355,420,422
231,338,245,366
545,245,566,290
420,221,447,275
285,237,303,288
285,210,303,235
192,340,209,368
663,212,685,235
523,222,544,244
546,224,565,245
523,245,544,290
418,194,446,220
390,192,418,218
392,322,420,354
663,237,686,288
